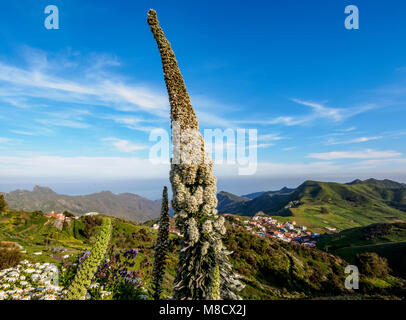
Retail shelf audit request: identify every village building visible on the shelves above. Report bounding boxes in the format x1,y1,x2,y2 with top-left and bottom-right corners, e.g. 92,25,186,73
45,211,65,220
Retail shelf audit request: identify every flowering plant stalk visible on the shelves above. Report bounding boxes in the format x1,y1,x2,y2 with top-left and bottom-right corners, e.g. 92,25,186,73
152,186,170,300
65,217,112,300
147,9,244,300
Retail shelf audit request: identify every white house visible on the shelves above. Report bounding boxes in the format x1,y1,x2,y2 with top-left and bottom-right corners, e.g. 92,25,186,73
285,223,294,230
84,212,99,216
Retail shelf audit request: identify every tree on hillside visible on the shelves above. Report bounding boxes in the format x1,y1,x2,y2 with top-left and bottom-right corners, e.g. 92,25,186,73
63,211,75,218
152,186,170,300
147,9,243,300
0,194,6,213
356,252,391,278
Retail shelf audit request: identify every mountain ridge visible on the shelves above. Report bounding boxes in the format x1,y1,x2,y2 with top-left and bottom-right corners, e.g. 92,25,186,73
3,178,406,226
1,185,161,223
217,179,406,231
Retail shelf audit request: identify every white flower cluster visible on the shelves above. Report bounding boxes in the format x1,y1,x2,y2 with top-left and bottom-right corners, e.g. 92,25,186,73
202,220,213,235
187,218,200,245
213,216,227,235
0,260,65,300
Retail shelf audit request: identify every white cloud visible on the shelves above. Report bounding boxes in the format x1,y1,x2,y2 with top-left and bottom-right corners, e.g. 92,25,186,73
236,99,374,127
0,156,168,179
33,109,91,129
195,110,236,128
307,149,402,160
326,136,382,145
0,52,169,118
36,118,89,129
350,136,382,143
103,138,148,153
291,98,344,122
1,154,406,181
10,130,36,136
337,127,357,132
10,127,54,136
247,143,275,149
355,158,406,166
109,116,165,132
0,137,11,143
0,48,244,131
291,98,375,122
258,133,285,141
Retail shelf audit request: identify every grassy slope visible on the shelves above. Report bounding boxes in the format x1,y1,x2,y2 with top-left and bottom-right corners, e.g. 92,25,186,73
282,181,406,233
317,222,406,279
0,210,85,263
1,209,405,299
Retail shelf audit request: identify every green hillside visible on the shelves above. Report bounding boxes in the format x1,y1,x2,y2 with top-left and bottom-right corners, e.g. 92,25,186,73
217,190,293,216
2,208,406,299
0,209,157,266
217,191,250,213
347,178,406,189
217,180,406,233
317,222,406,279
277,181,406,232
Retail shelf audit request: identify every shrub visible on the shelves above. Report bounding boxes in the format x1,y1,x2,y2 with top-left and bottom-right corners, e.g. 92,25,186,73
80,216,103,239
356,252,391,278
0,194,6,213
90,249,147,300
63,211,75,218
0,247,22,269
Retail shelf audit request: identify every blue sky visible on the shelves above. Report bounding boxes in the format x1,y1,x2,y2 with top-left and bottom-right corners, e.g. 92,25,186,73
0,0,406,198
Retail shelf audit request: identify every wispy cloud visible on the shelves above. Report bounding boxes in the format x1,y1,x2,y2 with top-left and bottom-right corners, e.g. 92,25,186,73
103,138,148,153
108,115,165,133
0,137,12,143
0,49,169,118
337,127,357,132
10,127,54,136
0,155,168,179
33,109,91,129
236,99,374,127
325,136,382,145
258,133,285,141
36,119,90,129
0,47,246,133
291,98,375,122
10,130,36,136
290,98,344,122
248,143,275,149
307,149,402,160
1,154,405,181
239,116,305,126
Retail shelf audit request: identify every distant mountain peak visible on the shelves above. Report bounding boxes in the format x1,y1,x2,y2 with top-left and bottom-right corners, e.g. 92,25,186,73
4,186,161,223
347,179,363,185
32,185,55,194
346,178,406,189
